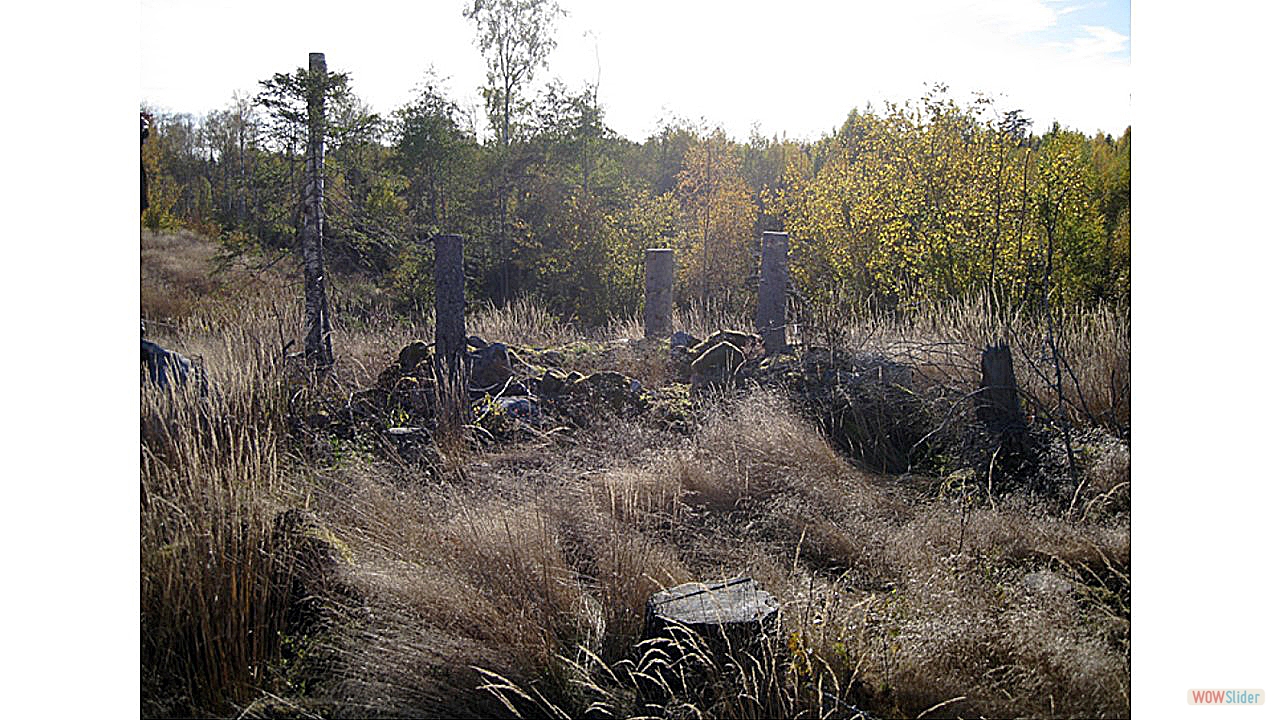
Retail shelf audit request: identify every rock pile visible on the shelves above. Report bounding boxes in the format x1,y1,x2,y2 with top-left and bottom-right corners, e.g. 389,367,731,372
336,328,956,476
348,335,656,446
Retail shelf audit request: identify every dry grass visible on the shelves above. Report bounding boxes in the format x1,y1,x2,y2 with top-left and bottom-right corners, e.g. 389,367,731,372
140,231,1130,719
805,293,1130,434
292,392,1128,719
141,229,226,322
140,313,298,716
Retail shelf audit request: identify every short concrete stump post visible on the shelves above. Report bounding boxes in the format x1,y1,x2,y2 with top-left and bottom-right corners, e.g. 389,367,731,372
644,577,780,641
977,342,1025,437
638,578,780,709
433,233,469,441
756,231,790,355
643,248,674,341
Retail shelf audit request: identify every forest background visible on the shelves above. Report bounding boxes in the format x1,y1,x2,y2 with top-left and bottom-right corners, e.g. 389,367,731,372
139,62,1131,327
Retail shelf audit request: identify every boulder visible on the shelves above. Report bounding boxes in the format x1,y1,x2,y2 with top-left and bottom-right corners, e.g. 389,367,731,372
468,342,514,391
1022,570,1074,597
496,396,540,421
497,379,531,397
383,426,442,466
539,349,566,366
690,341,745,389
375,363,405,389
569,371,646,413
670,330,698,349
689,330,759,359
538,368,571,396
141,339,196,390
397,340,431,372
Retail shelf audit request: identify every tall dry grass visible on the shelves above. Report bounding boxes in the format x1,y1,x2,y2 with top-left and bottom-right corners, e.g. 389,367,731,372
141,230,1129,718
140,315,298,716
795,292,1130,434
299,391,1127,719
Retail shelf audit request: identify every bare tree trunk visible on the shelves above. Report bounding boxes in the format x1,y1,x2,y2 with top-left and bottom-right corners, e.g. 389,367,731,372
302,52,334,367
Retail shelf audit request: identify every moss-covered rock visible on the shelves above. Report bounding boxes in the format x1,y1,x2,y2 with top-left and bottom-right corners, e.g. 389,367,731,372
397,340,431,372
689,330,760,358
645,383,694,433
538,367,571,396
690,341,746,390
566,370,647,415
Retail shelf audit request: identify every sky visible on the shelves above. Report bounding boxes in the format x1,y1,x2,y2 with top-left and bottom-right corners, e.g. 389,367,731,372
141,0,1130,141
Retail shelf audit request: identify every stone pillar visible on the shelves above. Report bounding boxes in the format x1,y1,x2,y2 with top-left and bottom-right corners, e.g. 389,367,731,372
755,231,789,355
643,248,674,340
302,52,334,367
434,234,466,378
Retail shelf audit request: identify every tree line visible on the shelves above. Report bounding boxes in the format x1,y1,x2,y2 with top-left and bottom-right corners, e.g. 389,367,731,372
141,6,1128,325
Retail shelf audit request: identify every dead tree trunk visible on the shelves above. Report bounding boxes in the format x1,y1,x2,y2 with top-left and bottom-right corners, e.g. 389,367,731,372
302,52,334,367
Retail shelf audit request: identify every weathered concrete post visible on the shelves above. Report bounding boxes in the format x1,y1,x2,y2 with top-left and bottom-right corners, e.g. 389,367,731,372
302,52,334,367
977,342,1025,436
434,233,466,378
433,233,469,445
643,248,674,340
755,231,789,355
638,577,780,710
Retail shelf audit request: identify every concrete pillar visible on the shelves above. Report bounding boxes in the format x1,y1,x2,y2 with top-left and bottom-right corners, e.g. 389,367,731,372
756,231,789,355
978,342,1025,436
434,234,466,377
643,248,674,340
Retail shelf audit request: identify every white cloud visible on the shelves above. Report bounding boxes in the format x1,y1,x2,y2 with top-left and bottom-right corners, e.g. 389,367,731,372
1070,25,1130,58
954,0,1060,35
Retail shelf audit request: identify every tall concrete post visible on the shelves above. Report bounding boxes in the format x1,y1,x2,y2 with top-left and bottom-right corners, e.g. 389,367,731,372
434,234,466,378
302,52,334,367
643,248,674,340
756,231,790,355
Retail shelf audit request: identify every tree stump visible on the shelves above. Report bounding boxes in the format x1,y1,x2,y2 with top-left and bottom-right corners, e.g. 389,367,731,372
978,342,1025,435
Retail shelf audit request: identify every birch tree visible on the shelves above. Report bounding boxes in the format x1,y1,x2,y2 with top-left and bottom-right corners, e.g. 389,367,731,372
463,0,564,300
